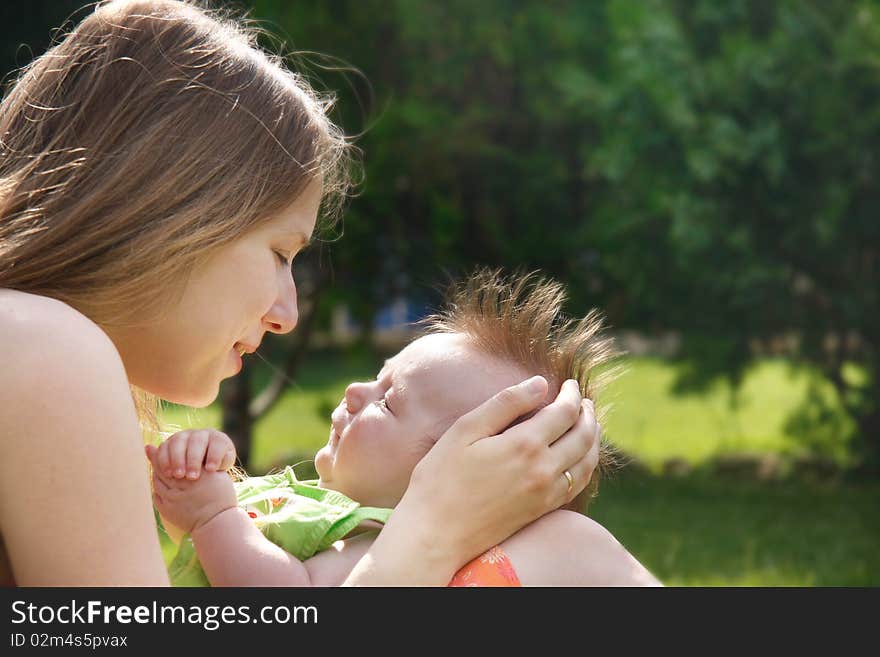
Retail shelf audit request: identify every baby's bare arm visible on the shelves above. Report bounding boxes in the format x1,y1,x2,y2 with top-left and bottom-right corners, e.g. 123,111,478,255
190,507,313,586
192,514,379,587
147,458,313,586
500,510,662,586
302,532,380,587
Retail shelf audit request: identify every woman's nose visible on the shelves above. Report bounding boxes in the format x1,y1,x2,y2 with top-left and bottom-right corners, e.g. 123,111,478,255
263,271,298,334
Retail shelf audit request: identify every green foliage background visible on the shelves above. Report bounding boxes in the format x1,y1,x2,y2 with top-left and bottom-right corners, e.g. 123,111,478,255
244,0,879,466
5,0,875,466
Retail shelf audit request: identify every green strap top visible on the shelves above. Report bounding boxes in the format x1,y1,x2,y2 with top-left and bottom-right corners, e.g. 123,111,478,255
167,466,392,587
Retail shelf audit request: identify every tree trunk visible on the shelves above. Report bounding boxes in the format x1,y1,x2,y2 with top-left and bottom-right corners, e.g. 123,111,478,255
855,406,880,475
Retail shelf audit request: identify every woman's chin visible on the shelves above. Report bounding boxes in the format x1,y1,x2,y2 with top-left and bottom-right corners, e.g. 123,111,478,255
159,382,220,408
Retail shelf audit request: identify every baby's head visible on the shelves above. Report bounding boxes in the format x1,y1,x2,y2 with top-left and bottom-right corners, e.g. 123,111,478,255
314,269,619,512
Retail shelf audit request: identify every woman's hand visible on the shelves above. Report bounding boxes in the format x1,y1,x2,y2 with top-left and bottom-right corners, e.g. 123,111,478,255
345,376,600,585
412,376,599,560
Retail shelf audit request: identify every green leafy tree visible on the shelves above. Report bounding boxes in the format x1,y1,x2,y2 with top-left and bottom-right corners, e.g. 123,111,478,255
253,0,878,469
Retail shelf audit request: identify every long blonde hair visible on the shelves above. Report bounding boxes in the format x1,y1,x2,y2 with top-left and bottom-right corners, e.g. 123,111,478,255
0,0,357,432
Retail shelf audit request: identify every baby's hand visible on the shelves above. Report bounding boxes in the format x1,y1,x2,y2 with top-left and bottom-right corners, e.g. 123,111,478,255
145,444,238,535
151,429,237,480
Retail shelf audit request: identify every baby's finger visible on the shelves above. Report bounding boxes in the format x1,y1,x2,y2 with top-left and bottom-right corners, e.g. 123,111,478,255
205,436,232,472
184,430,210,479
167,433,189,478
218,448,236,472
156,441,172,478
144,444,158,467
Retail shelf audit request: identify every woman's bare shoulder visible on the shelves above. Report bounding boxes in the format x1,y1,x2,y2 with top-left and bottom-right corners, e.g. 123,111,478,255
501,510,662,586
0,289,125,385
0,291,167,584
0,289,111,341
0,290,131,450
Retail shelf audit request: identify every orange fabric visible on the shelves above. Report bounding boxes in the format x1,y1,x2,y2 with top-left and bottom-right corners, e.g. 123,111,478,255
448,545,521,587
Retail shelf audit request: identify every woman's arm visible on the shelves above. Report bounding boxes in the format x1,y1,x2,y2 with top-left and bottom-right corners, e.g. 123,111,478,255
0,295,169,585
343,377,600,585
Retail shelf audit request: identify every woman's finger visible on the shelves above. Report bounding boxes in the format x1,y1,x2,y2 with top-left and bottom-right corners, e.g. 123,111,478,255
508,379,582,447
547,401,601,501
447,375,549,446
556,455,593,505
564,422,600,498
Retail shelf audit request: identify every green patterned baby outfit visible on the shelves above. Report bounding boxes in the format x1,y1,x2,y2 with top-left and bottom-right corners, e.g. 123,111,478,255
167,466,392,586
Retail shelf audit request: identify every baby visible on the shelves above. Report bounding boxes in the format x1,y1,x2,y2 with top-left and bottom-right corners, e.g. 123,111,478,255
149,269,660,586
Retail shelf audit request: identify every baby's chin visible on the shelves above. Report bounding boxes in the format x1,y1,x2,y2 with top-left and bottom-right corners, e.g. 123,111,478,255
313,446,333,484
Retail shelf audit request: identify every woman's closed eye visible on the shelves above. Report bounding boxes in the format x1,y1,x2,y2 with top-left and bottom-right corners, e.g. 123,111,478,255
274,250,292,267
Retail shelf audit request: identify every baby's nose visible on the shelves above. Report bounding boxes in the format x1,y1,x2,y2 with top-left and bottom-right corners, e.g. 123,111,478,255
344,381,370,414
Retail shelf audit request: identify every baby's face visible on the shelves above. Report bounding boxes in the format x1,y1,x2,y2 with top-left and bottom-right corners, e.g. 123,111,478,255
314,332,528,508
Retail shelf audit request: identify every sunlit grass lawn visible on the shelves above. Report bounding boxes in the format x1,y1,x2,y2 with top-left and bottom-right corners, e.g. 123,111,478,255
159,350,878,586
589,472,879,586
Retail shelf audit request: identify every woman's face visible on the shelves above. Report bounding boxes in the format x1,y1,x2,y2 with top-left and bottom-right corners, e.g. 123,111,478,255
110,181,321,406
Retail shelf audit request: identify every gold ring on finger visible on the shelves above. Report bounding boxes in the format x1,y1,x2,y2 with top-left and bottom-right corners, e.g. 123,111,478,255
563,469,574,496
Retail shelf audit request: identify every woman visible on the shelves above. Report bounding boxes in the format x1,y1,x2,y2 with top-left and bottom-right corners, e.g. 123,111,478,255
0,0,599,585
